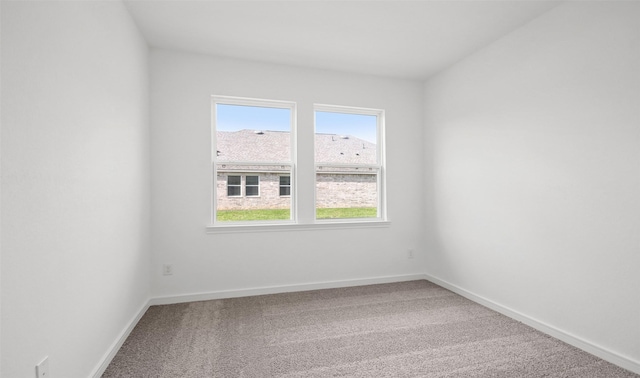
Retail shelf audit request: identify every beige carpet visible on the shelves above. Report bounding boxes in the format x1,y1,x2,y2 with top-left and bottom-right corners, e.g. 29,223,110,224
103,280,637,377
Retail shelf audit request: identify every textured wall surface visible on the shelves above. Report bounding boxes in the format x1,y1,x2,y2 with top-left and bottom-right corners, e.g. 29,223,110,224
424,1,640,368
316,174,377,208
1,2,150,377
150,49,425,297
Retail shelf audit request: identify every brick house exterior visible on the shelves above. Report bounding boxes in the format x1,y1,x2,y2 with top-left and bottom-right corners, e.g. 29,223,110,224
216,130,377,210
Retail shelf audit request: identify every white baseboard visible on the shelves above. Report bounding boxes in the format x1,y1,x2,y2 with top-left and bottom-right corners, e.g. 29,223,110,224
91,300,151,378
149,273,428,306
424,273,640,375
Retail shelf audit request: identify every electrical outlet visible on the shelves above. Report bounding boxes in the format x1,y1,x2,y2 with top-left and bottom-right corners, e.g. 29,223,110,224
162,264,173,276
408,249,415,259
36,356,49,378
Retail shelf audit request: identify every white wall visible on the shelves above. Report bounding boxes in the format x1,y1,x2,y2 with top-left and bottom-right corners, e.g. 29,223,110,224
424,0,640,368
150,50,425,298
1,2,150,377
0,3,3,373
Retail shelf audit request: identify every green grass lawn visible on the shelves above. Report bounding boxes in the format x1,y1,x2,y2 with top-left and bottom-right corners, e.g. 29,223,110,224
217,207,377,222
316,207,377,219
217,208,290,221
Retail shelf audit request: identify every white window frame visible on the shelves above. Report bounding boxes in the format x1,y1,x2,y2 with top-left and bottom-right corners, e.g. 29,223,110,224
245,175,260,197
208,98,389,233
211,96,296,226
227,175,242,197
313,104,386,223
279,175,291,197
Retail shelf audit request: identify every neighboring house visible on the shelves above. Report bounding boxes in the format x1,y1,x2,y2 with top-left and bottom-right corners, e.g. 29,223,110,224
216,129,377,210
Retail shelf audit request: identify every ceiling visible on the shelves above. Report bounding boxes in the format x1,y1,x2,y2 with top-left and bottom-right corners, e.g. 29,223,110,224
124,1,561,80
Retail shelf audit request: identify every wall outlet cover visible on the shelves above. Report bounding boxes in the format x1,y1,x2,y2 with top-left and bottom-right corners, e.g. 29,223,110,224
36,356,49,378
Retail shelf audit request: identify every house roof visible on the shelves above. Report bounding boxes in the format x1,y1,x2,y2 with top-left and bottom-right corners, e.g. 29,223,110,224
216,130,377,165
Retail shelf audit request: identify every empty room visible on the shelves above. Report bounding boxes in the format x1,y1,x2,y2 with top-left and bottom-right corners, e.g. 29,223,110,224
1,0,639,377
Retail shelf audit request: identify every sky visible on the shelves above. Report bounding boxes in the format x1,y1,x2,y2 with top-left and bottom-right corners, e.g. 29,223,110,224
216,104,378,143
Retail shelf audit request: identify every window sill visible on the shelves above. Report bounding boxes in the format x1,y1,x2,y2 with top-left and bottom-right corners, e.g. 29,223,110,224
206,220,391,234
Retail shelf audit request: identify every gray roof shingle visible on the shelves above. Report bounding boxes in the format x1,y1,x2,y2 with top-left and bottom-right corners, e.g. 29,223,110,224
216,130,377,165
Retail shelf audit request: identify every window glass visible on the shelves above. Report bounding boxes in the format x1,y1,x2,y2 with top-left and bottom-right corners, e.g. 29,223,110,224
245,175,259,197
227,175,241,197
216,104,291,162
315,112,378,164
279,176,291,196
315,108,382,220
214,98,294,223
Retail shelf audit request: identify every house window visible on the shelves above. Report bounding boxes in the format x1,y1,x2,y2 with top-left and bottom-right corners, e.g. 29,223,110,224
227,175,241,196
213,96,295,223
212,96,386,229
245,175,259,196
314,105,385,220
279,175,291,196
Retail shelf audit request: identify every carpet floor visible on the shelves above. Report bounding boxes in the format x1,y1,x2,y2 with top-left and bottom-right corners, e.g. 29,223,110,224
102,280,637,377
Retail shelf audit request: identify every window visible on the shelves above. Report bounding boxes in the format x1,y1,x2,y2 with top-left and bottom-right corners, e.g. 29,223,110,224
211,96,386,229
213,96,295,224
226,175,260,197
279,175,291,196
227,175,241,196
245,175,259,196
314,105,384,220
